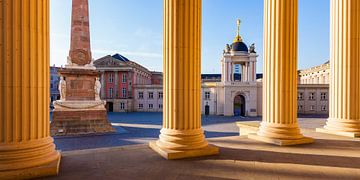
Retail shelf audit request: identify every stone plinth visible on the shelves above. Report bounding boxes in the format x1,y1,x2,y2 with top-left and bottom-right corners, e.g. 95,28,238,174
50,69,115,136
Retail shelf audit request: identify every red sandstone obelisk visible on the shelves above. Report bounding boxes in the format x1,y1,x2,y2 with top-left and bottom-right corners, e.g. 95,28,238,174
68,0,92,67
50,0,115,136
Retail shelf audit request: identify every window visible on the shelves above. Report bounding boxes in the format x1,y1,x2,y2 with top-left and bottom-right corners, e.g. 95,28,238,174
159,104,163,109
309,92,315,100
149,104,153,109
158,92,163,99
298,105,303,111
310,105,315,111
50,84,53,89
321,105,327,111
205,92,210,100
321,92,327,100
138,104,143,109
122,88,127,98
148,92,154,99
138,92,144,99
120,102,125,110
122,74,127,83
108,73,114,83
109,88,113,98
50,76,53,81
298,92,303,100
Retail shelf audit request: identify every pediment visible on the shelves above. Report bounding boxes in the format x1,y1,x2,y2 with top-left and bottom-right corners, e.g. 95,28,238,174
94,56,128,67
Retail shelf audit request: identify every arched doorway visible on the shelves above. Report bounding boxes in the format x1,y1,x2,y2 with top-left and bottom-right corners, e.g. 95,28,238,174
234,95,246,116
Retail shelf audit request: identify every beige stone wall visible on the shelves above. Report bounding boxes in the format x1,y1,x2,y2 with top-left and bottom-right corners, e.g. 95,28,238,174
297,84,329,115
299,62,330,84
134,85,163,112
130,82,329,117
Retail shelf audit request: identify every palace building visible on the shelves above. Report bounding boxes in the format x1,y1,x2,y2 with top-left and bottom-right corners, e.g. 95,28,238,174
3,0,360,178
88,21,330,116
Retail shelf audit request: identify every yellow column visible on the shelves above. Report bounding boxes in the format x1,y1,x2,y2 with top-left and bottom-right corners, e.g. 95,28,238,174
149,0,219,159
248,0,313,145
317,0,360,137
0,1,60,179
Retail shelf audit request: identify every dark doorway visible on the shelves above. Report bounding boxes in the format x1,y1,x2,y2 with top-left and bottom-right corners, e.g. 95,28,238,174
234,95,246,116
205,104,210,116
107,102,114,112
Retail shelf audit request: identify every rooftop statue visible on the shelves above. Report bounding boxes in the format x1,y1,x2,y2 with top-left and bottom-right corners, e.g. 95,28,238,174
249,43,256,53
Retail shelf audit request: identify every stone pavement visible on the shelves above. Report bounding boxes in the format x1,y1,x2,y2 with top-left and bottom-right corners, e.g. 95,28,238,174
43,117,360,180
53,112,256,151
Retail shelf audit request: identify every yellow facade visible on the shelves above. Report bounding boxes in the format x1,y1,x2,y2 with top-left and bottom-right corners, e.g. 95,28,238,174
248,0,313,145
149,0,219,159
0,1,60,179
317,0,360,137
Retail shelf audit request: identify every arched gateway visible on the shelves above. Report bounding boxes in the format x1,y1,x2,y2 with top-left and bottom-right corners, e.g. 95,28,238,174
234,94,246,116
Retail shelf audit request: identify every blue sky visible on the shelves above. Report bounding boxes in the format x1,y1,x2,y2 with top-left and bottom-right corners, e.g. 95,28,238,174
50,0,330,73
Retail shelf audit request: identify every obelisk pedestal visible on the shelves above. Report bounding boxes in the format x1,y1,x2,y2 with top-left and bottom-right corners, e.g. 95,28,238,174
50,0,114,136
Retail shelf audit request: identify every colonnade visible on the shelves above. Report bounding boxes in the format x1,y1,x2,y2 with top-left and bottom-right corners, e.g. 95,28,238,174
0,0,359,178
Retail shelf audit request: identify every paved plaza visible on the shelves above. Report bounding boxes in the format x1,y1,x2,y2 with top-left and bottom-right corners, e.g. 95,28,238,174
53,112,259,151
44,116,360,180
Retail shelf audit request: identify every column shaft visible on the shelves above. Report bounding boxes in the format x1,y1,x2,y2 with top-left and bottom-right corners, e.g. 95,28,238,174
318,0,360,137
249,0,313,145
0,0,60,178
149,0,218,159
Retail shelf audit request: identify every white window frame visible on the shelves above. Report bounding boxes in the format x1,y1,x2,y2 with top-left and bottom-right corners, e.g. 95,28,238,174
310,105,315,111
149,104,153,109
158,92,163,99
298,92,303,100
138,92,144,99
320,92,327,100
122,74,127,83
108,73,114,83
309,92,315,100
148,92,154,99
298,105,303,111
321,105,327,111
122,88,127,98
138,104,143,109
120,102,125,110
205,92,210,100
109,88,113,98
159,104,163,109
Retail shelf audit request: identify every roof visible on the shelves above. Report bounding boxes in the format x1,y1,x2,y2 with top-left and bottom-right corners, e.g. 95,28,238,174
231,41,248,52
112,53,129,62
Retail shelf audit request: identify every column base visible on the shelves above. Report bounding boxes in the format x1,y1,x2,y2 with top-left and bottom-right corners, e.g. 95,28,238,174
149,141,219,160
0,152,61,180
248,133,314,146
316,128,360,138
